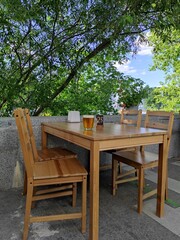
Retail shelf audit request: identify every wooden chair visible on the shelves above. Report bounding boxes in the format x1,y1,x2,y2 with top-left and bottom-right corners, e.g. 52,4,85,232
100,109,142,171
22,108,77,195
120,109,142,127
112,110,174,214
14,108,87,240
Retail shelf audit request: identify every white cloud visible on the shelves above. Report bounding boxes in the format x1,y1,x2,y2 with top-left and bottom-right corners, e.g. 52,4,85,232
114,60,137,74
141,70,147,75
134,33,153,56
137,44,153,56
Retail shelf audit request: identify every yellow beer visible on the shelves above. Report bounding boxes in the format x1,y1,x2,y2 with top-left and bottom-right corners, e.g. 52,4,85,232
83,115,94,130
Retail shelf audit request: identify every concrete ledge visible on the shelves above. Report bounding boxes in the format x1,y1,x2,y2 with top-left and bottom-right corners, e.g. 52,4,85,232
0,114,179,190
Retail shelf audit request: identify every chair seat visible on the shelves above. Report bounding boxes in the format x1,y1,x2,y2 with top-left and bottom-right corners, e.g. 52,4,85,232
113,150,158,168
33,158,87,180
37,147,77,161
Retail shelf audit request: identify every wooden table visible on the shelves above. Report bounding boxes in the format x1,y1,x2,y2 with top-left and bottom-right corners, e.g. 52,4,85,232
41,122,168,240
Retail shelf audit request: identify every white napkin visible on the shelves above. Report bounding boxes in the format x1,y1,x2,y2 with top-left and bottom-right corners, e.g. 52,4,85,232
68,111,80,122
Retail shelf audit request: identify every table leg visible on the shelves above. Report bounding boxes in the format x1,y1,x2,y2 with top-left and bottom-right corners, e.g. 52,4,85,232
156,135,168,217
89,142,100,240
41,124,47,149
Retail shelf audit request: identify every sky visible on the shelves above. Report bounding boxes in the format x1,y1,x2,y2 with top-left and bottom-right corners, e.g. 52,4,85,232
114,44,166,88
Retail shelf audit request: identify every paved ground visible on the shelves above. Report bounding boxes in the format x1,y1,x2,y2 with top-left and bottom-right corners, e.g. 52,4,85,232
0,157,179,240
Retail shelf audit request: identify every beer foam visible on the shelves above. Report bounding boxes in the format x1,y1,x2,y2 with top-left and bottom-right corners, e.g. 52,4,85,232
83,115,94,118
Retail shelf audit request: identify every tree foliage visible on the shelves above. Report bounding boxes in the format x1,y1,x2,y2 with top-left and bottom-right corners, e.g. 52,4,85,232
146,28,180,111
153,80,180,111
149,28,180,79
0,0,179,115
43,60,148,116
45,60,121,116
117,77,148,108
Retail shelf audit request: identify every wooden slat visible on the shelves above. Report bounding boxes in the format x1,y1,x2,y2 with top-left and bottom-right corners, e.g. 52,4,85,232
122,119,137,125
14,109,34,177
56,158,88,177
116,176,138,184
120,109,142,128
33,157,87,180
33,160,59,179
32,190,73,201
34,184,73,195
145,110,173,117
120,109,141,115
146,122,167,130
99,164,112,171
143,189,157,200
114,151,158,167
30,213,82,223
37,148,77,161
116,168,137,179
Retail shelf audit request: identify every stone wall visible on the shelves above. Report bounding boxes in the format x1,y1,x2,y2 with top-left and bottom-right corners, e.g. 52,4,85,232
0,114,180,190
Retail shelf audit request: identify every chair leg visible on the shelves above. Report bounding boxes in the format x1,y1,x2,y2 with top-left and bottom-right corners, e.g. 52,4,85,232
72,183,77,207
23,181,33,240
165,168,168,200
81,176,87,233
112,159,118,196
119,162,122,174
31,187,37,209
23,171,27,196
137,167,144,214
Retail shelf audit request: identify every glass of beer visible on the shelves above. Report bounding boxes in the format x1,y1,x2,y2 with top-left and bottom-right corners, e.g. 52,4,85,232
83,115,94,130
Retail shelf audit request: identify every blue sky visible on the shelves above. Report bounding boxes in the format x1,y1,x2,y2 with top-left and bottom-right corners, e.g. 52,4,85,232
114,44,166,88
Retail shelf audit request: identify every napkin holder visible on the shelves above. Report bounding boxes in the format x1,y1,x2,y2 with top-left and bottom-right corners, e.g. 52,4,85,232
68,111,80,122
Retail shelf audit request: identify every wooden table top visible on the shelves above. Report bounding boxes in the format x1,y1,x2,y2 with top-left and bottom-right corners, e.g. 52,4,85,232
42,122,167,141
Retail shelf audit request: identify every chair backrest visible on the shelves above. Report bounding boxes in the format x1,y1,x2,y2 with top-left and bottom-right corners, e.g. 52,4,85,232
24,108,39,161
120,109,142,127
14,108,34,178
143,110,174,153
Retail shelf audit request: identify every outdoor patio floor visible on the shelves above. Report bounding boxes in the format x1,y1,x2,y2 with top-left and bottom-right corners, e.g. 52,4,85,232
0,157,179,240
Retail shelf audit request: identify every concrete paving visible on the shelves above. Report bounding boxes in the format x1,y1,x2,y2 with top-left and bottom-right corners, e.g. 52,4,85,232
0,157,179,240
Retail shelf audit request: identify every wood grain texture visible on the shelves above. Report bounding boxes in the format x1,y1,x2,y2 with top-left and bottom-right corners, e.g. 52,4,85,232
41,116,169,240
112,111,174,214
14,108,87,240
